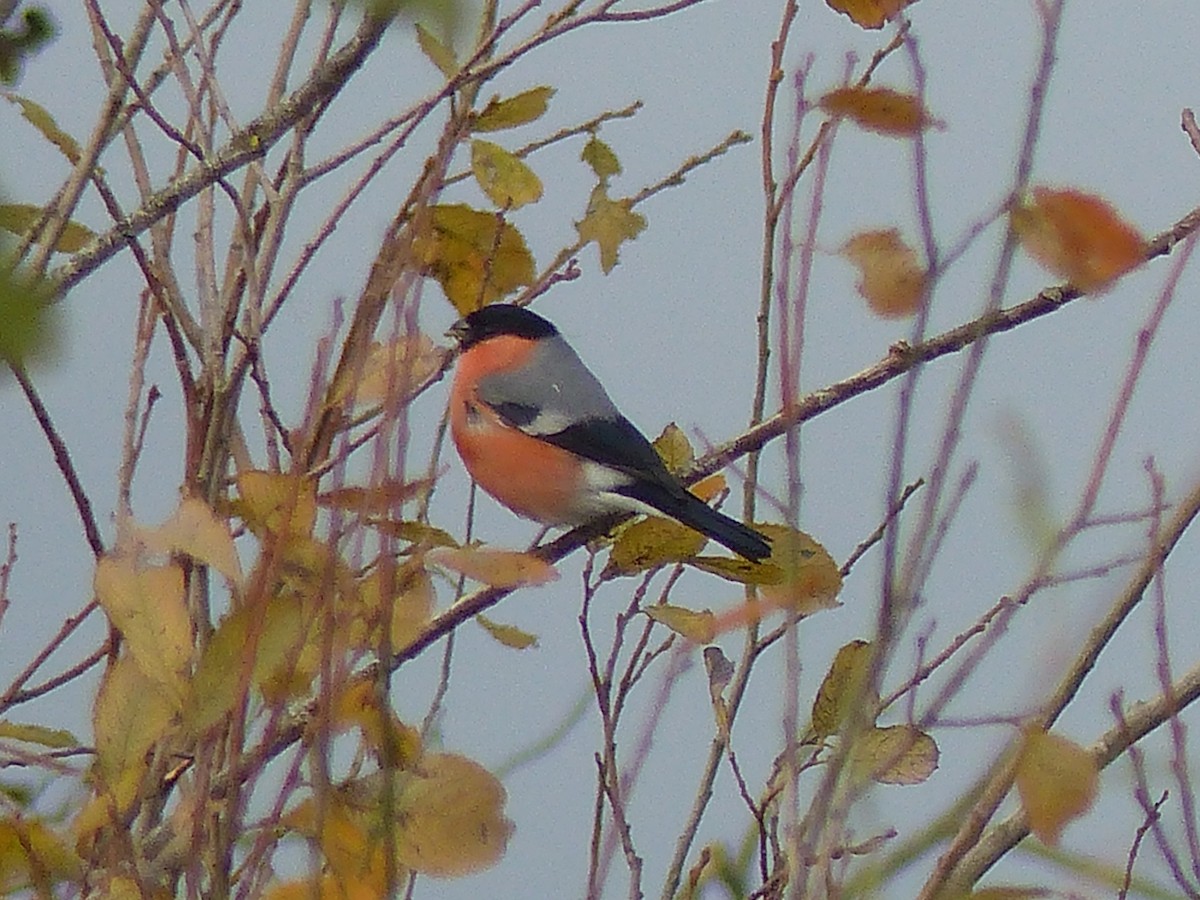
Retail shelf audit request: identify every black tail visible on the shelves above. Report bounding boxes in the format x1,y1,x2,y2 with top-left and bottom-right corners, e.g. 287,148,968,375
626,481,772,562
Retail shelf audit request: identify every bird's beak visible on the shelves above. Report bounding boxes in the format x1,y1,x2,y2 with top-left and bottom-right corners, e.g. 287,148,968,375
446,318,469,345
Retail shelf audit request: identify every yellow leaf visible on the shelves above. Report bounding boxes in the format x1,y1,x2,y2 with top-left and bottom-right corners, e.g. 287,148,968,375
94,557,191,705
0,817,81,892
414,204,535,315
472,86,554,132
0,720,77,748
427,546,558,588
645,604,716,644
581,136,621,180
476,613,539,649
849,725,939,784
604,516,707,577
4,93,83,163
332,679,422,764
185,595,314,735
651,422,694,474
841,228,927,318
811,640,876,739
390,753,513,876
367,518,458,547
332,334,443,408
415,23,457,78
234,470,317,538
1011,186,1145,293
137,496,244,587
825,0,913,29
353,562,434,652
819,86,939,136
282,798,391,893
758,524,842,614
0,203,93,252
691,555,784,586
575,184,646,274
689,473,727,504
1015,728,1098,845
93,655,177,811
471,140,543,209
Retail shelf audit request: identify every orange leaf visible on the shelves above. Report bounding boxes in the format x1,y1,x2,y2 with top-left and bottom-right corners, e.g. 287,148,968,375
1011,187,1145,293
819,86,938,136
826,0,913,29
842,229,927,318
427,546,558,588
1015,728,1098,844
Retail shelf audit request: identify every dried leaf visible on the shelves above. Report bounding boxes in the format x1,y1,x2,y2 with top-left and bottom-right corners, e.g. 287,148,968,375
137,496,243,587
819,86,938,136
94,558,191,705
414,204,535,314
1015,728,1098,845
0,203,93,252
811,640,876,738
472,86,554,132
333,334,443,408
318,478,432,514
476,613,539,649
850,725,939,784
427,546,558,588
581,136,622,180
1011,187,1145,293
575,184,646,274
645,604,716,644
604,516,707,577
842,228,927,318
825,0,913,29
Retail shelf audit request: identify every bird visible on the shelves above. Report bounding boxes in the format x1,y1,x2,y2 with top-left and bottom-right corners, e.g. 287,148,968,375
447,304,772,562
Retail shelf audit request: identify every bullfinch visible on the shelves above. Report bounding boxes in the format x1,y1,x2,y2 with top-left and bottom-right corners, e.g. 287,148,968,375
447,304,772,562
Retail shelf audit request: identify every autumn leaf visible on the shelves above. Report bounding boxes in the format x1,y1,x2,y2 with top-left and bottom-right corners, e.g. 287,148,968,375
842,228,927,318
332,679,422,763
427,545,559,588
476,613,539,649
849,725,939,785
0,721,77,749
234,470,317,538
581,136,622,180
415,23,457,78
94,557,192,705
414,203,535,314
645,604,716,644
93,655,178,811
691,555,783,587
318,478,432,515
331,334,443,409
825,0,913,29
0,817,81,892
471,86,554,132
4,93,82,163
575,184,646,274
652,423,695,474
603,516,707,577
367,518,458,548
0,203,93,252
1015,728,1098,845
352,562,434,653
470,139,543,209
819,86,938,136
758,524,842,615
135,496,244,587
811,640,876,739
1011,186,1145,293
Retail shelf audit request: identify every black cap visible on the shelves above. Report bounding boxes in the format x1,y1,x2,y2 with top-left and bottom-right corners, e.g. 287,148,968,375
449,304,559,350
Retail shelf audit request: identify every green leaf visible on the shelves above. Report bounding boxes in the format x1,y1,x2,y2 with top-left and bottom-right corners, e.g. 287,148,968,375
849,725,939,785
603,516,706,577
811,640,876,739
0,720,77,749
0,203,94,252
4,94,81,164
582,136,621,180
472,86,554,132
470,139,543,210
574,184,646,274
0,261,58,367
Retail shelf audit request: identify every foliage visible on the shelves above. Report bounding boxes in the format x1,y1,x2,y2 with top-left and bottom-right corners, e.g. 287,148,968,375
0,0,1197,898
